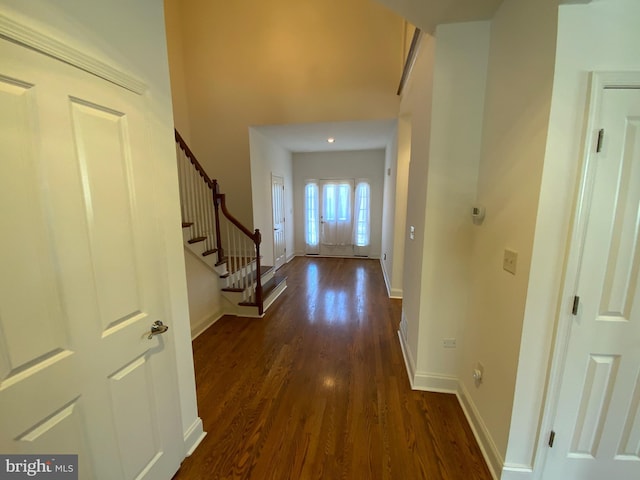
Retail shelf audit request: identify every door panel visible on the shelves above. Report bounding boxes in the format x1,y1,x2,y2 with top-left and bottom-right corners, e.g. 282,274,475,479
70,99,143,330
272,175,286,270
0,75,68,378
319,180,354,257
544,87,640,479
0,38,183,479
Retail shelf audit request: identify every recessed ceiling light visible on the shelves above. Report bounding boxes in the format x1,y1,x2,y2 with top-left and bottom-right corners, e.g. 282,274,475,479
327,137,335,143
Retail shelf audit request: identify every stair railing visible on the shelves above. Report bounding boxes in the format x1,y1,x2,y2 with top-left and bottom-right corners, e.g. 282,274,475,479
217,195,263,313
175,130,264,314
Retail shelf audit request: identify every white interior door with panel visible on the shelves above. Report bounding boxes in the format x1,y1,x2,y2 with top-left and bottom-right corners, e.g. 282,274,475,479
272,175,286,270
0,38,183,479
543,80,640,479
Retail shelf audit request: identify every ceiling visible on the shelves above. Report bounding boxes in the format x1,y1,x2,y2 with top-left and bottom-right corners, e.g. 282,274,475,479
249,0,510,156
254,118,397,153
374,0,504,33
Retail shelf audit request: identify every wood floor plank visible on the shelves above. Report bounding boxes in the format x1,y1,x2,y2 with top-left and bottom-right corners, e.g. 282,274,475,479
173,257,492,480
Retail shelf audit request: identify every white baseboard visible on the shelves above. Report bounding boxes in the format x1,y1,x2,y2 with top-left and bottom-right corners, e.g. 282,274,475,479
456,382,503,480
389,288,403,299
500,465,533,480
397,329,417,385
397,329,457,393
412,372,458,393
190,310,224,340
183,417,206,457
380,259,403,299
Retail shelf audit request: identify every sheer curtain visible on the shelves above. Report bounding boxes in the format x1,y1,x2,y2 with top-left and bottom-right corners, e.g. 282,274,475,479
304,182,319,254
353,181,370,256
322,182,352,246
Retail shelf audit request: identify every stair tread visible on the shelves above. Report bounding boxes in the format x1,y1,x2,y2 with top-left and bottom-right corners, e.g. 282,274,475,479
237,274,286,307
182,222,193,228
202,249,218,257
261,273,287,297
188,236,207,244
222,287,244,293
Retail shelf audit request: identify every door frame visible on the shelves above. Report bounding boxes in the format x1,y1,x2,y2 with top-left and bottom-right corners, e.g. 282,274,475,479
0,11,204,470
318,178,355,257
535,71,640,478
271,174,286,270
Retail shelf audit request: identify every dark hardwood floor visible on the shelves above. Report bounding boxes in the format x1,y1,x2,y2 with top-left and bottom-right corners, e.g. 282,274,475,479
173,257,492,480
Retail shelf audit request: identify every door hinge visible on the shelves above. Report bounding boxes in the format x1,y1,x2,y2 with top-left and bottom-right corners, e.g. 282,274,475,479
596,129,604,153
548,430,556,448
572,296,580,316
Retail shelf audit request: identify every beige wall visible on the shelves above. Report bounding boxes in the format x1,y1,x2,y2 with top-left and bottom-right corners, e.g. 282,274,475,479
380,122,404,297
164,0,192,143
292,149,386,257
0,0,201,456
418,20,490,380
459,0,558,472
399,20,490,392
390,116,411,298
399,33,436,368
184,250,224,337
164,0,404,226
249,128,294,266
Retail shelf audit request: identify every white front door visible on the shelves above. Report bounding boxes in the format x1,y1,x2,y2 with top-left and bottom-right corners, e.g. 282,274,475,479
271,175,286,270
319,179,354,256
0,39,183,479
543,86,640,479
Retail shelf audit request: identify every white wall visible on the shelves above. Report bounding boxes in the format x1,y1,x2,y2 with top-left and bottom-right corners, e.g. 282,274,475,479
379,116,411,300
504,1,640,477
399,33,436,374
390,116,411,298
0,0,202,456
458,0,558,475
292,149,386,257
380,123,404,297
249,128,294,267
418,20,489,382
184,250,223,337
399,21,490,391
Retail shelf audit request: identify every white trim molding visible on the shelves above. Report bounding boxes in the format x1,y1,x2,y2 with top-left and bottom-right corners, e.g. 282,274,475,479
412,372,458,393
191,311,224,340
397,329,417,385
0,13,147,94
183,417,207,457
534,70,640,480
397,327,457,393
379,259,404,299
456,382,503,480
500,465,533,480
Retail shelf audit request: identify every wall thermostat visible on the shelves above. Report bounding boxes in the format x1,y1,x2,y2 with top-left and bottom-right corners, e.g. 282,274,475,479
471,205,485,225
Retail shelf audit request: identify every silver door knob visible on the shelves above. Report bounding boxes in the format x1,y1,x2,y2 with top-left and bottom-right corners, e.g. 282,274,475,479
148,320,169,339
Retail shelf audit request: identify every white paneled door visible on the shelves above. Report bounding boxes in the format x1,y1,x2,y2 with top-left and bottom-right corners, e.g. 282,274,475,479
543,86,640,479
272,175,286,270
0,39,183,478
319,180,354,257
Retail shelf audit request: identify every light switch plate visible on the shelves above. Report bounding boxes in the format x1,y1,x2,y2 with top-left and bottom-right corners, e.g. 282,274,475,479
503,249,518,275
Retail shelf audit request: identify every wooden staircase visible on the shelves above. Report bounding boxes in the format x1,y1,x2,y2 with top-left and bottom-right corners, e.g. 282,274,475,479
176,130,286,317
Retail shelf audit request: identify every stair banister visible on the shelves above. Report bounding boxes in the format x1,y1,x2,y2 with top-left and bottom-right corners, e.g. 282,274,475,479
175,129,264,313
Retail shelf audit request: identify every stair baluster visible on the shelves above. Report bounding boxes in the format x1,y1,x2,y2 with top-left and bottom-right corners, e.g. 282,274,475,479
175,130,269,315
